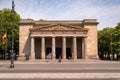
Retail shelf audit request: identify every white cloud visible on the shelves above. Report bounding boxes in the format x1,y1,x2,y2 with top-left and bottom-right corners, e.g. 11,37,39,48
0,0,120,30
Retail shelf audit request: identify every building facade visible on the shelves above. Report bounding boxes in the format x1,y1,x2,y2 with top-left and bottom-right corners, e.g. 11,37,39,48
18,19,99,60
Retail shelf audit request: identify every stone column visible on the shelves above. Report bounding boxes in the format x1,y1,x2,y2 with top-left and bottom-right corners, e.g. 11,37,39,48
30,37,35,60
41,37,45,59
62,37,66,59
73,37,77,59
52,37,56,60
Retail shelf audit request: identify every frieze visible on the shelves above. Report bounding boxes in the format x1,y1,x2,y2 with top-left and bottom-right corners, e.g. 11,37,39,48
31,30,86,36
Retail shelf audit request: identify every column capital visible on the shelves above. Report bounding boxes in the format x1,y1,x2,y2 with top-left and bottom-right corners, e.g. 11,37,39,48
30,36,35,38
41,36,45,38
73,36,77,38
83,36,87,38
31,37,34,39
51,36,56,38
62,36,66,38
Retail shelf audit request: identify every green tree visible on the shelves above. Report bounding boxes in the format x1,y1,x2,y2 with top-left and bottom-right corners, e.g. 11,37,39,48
0,8,20,59
112,23,120,59
98,27,113,60
98,23,120,60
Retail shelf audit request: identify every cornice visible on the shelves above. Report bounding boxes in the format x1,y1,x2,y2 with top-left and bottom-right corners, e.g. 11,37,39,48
19,19,34,25
83,19,99,25
19,19,99,26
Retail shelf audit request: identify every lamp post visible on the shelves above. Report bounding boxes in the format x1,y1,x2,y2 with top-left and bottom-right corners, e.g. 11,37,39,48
10,0,15,68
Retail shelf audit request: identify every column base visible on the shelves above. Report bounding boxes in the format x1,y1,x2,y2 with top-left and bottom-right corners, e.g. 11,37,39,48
41,59,46,61
29,58,35,61
41,53,45,60
51,58,55,61
29,56,35,61
17,55,26,61
85,56,88,59
94,55,99,60
85,55,99,60
74,57,77,60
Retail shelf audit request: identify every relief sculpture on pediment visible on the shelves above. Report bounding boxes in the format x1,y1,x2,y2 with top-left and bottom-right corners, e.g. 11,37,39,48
41,24,75,30
31,24,88,33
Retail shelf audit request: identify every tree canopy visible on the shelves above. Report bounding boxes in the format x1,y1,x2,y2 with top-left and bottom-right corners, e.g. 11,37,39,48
0,8,20,59
98,23,120,60
112,23,120,54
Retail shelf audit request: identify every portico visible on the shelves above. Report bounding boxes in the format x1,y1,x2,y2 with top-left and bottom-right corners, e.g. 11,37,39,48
30,24,88,60
31,36,87,60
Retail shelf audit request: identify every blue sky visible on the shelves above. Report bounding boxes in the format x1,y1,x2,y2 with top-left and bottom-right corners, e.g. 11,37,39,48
0,0,120,30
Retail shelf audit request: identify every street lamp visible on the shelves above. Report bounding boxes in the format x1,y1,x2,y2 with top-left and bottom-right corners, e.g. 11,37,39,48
9,0,15,68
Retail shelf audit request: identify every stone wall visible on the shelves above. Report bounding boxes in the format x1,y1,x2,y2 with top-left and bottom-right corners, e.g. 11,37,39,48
83,19,98,59
18,24,33,60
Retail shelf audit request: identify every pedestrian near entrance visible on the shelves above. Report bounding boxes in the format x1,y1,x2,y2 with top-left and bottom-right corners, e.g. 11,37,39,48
58,55,61,62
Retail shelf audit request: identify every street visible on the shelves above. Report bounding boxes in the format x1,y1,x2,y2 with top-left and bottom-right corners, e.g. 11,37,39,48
0,60,120,80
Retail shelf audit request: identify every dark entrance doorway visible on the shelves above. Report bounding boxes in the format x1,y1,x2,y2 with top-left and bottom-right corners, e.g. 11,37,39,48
56,48,62,59
66,48,72,59
46,48,52,59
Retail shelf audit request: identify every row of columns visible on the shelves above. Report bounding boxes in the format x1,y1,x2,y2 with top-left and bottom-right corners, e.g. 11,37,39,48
30,36,86,60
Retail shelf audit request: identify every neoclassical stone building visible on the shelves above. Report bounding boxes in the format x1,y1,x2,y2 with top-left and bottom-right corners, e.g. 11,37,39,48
18,19,99,60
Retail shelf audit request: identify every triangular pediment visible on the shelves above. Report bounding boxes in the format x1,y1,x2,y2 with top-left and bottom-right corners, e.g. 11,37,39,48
30,24,88,31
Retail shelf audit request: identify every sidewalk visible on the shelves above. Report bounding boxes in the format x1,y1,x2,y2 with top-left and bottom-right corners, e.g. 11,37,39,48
0,59,120,64
0,60,120,69
0,73,120,79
